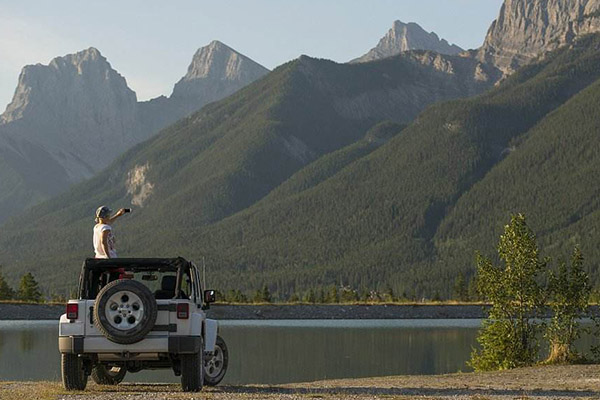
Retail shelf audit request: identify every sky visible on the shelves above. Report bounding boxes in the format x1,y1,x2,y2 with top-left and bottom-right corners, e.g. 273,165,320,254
0,0,504,110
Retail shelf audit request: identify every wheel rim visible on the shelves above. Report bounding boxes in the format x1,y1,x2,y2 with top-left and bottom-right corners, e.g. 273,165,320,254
205,344,224,378
104,290,144,330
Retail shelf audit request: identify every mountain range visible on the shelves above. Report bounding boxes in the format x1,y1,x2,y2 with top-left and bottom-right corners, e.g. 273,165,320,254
0,41,269,223
3,0,600,299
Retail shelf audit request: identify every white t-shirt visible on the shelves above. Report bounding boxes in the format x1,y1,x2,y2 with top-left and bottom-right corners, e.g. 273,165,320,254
93,223,117,258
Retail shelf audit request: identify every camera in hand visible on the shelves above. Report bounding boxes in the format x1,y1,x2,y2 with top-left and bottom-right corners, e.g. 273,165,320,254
124,208,132,213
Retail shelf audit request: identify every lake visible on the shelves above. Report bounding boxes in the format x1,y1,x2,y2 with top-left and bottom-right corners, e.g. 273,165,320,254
1,319,594,384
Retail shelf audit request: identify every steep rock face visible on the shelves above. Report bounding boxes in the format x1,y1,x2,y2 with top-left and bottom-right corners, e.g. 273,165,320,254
0,47,143,182
353,21,464,63
161,40,269,122
0,42,270,223
332,51,500,122
478,0,600,74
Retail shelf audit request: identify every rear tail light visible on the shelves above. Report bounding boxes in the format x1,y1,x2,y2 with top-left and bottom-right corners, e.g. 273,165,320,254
176,303,189,319
66,303,78,320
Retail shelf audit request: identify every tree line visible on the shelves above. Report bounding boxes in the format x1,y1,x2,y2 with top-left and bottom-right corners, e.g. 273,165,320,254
0,269,44,302
220,284,446,304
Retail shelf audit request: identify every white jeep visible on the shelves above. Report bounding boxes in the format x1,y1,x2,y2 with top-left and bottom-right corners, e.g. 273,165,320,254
58,257,228,392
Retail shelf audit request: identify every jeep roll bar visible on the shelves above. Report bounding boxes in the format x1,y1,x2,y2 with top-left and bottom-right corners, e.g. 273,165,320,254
78,257,194,300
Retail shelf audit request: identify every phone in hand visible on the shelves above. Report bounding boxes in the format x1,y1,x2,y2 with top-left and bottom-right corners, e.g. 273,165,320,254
124,208,132,213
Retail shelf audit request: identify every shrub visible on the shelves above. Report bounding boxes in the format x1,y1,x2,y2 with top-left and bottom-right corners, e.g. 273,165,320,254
545,248,590,364
469,214,546,371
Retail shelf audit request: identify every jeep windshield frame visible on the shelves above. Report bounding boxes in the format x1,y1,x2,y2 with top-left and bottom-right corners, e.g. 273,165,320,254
78,257,201,302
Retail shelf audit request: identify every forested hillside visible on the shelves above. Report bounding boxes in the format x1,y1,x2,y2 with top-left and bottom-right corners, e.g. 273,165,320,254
434,73,600,289
0,52,491,293
187,34,600,299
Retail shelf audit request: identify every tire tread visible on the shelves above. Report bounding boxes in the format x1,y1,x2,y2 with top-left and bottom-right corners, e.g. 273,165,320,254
61,353,88,391
181,342,204,392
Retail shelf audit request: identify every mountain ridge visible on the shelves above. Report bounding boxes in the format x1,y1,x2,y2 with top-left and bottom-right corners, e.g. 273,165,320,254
0,50,498,292
0,42,270,223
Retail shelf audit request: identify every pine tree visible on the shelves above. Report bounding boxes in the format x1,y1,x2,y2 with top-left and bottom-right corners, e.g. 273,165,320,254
384,285,395,302
317,288,326,304
253,285,271,303
304,289,316,304
261,284,272,303
326,285,339,303
467,275,479,302
0,268,15,300
453,274,468,302
18,272,42,302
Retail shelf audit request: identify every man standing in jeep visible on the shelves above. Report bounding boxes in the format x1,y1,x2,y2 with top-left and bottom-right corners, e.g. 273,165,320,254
93,206,130,259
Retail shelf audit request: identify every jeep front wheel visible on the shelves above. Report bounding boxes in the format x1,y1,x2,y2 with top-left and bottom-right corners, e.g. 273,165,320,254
94,279,157,345
61,353,88,391
91,364,127,385
204,335,228,386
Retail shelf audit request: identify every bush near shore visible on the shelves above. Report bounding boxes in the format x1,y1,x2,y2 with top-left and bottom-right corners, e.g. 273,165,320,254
471,214,599,371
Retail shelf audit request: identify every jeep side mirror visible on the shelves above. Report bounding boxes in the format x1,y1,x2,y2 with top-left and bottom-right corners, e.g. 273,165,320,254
204,290,216,304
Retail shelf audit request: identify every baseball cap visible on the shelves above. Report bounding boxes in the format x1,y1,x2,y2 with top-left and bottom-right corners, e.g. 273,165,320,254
95,206,112,219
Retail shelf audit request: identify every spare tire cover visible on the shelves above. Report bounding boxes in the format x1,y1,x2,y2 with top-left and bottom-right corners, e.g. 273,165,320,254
94,279,158,344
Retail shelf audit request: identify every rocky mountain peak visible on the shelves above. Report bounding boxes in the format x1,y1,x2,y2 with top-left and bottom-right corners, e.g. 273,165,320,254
478,0,600,74
352,20,464,63
166,40,269,117
49,46,103,68
1,47,135,125
174,40,269,88
0,47,141,181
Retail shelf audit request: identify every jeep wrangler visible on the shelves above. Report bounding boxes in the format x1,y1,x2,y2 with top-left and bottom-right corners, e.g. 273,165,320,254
58,257,228,392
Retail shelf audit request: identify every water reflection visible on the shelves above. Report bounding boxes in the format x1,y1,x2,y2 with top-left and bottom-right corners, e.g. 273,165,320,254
3,320,599,384
19,330,35,352
0,320,483,384
0,321,61,381
221,324,478,383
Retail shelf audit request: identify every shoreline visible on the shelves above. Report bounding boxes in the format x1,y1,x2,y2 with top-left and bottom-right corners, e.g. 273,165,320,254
0,303,490,320
2,365,600,399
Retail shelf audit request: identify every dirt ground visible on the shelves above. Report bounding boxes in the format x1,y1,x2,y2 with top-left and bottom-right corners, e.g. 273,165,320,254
2,364,600,400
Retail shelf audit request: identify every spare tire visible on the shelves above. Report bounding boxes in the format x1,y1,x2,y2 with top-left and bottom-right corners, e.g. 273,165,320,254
94,279,157,344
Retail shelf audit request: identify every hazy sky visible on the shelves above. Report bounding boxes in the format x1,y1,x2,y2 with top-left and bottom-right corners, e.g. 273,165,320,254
0,0,504,109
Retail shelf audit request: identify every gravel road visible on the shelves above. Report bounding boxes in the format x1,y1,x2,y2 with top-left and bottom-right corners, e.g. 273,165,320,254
2,365,600,400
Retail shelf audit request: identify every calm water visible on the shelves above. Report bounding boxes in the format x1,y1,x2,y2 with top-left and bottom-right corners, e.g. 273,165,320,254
1,319,482,384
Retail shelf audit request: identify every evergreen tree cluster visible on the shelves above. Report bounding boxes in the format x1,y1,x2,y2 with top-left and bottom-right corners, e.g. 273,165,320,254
218,282,430,304
0,268,43,302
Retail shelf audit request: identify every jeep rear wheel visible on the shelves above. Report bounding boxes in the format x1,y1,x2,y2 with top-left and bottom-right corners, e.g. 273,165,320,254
61,353,88,391
91,364,127,385
204,335,228,386
94,279,157,345
181,346,204,392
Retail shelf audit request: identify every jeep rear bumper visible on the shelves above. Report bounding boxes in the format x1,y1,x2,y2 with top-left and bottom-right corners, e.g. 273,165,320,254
59,335,201,355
